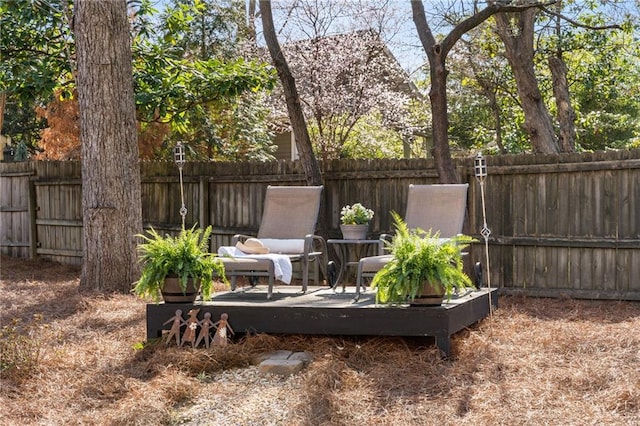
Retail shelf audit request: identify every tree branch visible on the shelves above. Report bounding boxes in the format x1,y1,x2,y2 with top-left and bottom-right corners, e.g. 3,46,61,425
540,5,622,31
441,1,556,56
411,0,437,56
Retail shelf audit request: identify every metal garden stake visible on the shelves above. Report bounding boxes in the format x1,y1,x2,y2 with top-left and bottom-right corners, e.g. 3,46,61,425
474,152,492,317
174,141,187,228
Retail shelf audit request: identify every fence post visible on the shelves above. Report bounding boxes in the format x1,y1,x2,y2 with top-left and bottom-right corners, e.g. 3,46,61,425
199,176,208,229
28,175,38,259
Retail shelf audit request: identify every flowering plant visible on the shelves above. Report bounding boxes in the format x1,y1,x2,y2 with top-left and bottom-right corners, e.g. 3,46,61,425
340,203,374,225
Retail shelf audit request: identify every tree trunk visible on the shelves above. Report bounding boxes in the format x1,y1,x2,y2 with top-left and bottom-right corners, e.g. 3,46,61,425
428,57,458,183
549,0,575,153
490,94,506,154
0,92,5,134
75,0,143,293
494,9,560,154
549,55,576,153
259,0,322,186
411,1,458,183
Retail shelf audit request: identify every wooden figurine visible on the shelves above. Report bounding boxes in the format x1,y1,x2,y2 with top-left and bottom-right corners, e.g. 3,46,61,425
195,312,215,349
212,313,234,347
163,309,183,346
180,308,200,347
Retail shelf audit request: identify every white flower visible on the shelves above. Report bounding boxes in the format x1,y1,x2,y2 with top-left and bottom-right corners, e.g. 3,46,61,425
340,203,374,225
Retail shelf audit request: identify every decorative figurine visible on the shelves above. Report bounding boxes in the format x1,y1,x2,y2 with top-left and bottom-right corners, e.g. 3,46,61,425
163,309,183,346
180,308,200,347
212,313,234,347
195,312,215,349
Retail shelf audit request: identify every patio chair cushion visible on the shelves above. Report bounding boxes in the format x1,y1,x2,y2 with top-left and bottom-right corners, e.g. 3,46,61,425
218,246,293,284
260,238,306,254
359,255,392,273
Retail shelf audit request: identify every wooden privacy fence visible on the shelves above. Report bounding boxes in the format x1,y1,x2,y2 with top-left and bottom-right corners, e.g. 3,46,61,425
1,150,638,300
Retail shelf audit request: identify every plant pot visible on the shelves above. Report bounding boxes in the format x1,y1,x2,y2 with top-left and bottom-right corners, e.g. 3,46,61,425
161,277,199,303
410,280,445,306
340,224,369,240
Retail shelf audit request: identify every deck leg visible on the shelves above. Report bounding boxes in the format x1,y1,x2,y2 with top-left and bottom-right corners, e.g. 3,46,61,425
146,305,167,340
434,333,451,358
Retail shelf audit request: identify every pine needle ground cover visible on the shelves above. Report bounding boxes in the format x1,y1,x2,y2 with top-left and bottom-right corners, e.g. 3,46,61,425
1,255,638,425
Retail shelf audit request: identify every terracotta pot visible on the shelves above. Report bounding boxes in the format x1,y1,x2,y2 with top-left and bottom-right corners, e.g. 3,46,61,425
410,280,445,306
161,276,199,303
340,224,369,240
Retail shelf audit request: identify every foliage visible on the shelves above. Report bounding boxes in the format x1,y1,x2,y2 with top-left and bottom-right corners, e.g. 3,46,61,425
341,112,405,158
561,28,640,151
1,0,277,161
443,3,640,154
0,314,45,384
371,212,475,304
446,27,530,155
4,0,638,159
340,203,374,225
134,225,227,302
132,42,275,126
0,0,74,153
159,0,249,60
164,92,277,162
34,89,80,159
132,0,278,160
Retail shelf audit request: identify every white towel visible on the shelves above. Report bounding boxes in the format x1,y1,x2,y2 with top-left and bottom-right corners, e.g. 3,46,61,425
217,246,293,284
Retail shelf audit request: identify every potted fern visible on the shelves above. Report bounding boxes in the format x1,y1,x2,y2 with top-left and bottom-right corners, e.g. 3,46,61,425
133,225,227,303
371,212,475,305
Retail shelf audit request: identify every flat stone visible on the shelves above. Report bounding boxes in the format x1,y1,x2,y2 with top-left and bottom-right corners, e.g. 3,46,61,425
289,351,313,366
259,359,304,376
268,350,294,360
254,350,293,364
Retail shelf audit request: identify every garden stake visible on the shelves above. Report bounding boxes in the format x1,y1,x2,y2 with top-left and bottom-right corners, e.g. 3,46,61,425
474,153,493,325
174,141,187,228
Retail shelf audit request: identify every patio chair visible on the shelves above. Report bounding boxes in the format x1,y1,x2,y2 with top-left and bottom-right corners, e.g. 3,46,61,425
219,185,329,299
355,183,469,300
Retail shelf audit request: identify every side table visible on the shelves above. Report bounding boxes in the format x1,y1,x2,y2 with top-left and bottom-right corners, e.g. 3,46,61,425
327,238,383,297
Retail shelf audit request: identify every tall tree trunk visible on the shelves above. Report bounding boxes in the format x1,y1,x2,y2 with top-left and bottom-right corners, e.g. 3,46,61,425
246,0,257,42
494,9,560,154
0,92,5,133
259,0,322,186
488,91,506,154
428,58,458,183
548,3,576,153
75,0,142,293
411,1,458,183
549,55,576,152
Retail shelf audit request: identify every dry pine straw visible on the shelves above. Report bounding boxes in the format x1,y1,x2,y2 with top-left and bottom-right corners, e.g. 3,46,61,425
0,255,638,426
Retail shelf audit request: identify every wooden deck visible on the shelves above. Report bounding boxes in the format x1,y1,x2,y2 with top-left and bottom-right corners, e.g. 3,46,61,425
146,286,498,357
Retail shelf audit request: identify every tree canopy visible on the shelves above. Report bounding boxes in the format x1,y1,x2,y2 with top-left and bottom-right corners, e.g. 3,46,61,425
2,0,638,163
1,0,277,160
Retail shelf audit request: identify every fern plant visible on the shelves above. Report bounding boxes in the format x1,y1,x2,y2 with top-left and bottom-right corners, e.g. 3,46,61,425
133,225,227,302
371,211,475,304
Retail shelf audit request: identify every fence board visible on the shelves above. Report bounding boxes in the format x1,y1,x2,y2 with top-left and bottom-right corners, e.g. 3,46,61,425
568,247,582,290
630,249,640,292
0,163,33,257
579,248,594,290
